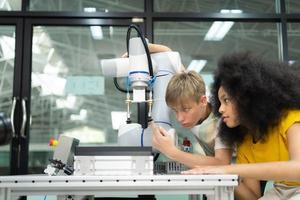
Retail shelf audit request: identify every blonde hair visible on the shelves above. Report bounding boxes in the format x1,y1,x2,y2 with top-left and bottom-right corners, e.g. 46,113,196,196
166,70,206,107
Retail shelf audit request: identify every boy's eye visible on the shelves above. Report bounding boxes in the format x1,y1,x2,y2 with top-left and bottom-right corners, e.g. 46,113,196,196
183,108,191,112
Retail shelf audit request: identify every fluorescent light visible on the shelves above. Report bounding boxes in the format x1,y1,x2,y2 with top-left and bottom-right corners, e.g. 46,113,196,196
47,48,55,62
109,26,114,36
83,7,96,12
204,9,242,41
221,9,243,14
83,7,103,40
43,63,60,75
0,0,11,11
31,73,66,96
56,95,76,109
63,126,106,143
111,111,127,130
204,21,224,41
0,0,5,8
204,21,234,41
187,60,207,73
216,22,234,40
70,109,87,121
288,60,296,65
132,18,144,23
0,36,15,59
90,26,103,40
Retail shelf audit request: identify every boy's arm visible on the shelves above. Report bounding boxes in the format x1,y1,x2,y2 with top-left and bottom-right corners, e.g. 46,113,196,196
148,43,172,53
169,148,232,168
122,43,171,57
152,125,232,168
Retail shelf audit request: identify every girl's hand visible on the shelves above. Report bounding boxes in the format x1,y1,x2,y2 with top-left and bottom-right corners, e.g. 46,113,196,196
181,165,228,175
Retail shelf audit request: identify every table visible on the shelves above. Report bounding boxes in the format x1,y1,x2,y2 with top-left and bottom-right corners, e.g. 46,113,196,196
0,174,238,200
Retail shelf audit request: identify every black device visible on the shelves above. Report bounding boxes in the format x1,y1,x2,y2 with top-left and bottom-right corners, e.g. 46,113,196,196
0,112,12,145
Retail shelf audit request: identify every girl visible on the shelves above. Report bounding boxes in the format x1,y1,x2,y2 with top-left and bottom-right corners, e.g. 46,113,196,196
183,52,300,200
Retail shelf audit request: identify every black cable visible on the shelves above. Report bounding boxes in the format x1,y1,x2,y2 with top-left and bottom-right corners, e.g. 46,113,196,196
126,24,154,77
153,152,160,161
114,78,155,94
113,77,132,93
114,24,154,93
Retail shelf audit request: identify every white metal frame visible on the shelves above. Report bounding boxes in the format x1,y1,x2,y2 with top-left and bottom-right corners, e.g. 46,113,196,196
0,174,238,200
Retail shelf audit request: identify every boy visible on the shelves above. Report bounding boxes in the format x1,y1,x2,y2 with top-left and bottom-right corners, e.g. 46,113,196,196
152,70,232,168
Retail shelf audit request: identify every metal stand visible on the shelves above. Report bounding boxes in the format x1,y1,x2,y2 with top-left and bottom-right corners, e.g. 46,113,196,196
0,174,238,200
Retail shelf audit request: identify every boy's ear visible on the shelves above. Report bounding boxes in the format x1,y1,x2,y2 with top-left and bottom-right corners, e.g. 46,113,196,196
199,95,208,105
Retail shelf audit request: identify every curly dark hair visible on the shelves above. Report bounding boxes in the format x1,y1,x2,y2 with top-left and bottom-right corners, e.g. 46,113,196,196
211,52,300,146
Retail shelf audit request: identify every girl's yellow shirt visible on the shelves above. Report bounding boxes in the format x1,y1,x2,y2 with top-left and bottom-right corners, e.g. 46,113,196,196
237,110,300,186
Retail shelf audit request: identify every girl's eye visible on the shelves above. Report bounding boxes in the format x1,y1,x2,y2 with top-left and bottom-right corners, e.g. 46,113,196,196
224,98,230,103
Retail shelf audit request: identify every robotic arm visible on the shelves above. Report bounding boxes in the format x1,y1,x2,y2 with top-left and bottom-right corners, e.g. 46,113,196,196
101,25,183,147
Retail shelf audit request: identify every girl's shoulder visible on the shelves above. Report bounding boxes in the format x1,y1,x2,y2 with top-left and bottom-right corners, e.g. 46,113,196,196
277,110,300,136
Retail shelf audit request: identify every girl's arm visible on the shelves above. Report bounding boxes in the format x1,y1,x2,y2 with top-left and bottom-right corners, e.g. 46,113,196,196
227,122,300,180
235,179,261,200
183,123,300,181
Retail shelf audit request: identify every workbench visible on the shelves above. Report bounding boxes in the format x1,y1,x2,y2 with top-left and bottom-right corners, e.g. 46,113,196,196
0,174,238,200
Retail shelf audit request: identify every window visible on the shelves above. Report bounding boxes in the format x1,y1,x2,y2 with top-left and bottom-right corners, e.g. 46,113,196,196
154,0,276,13
29,0,144,12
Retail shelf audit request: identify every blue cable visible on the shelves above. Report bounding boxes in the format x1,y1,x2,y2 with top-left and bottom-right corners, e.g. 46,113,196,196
149,75,157,89
126,76,131,92
154,121,173,127
129,70,149,75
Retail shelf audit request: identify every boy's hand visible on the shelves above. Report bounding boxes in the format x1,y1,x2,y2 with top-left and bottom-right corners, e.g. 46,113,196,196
151,123,176,156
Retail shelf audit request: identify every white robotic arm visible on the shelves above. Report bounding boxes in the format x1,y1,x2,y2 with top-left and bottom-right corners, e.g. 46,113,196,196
101,37,182,147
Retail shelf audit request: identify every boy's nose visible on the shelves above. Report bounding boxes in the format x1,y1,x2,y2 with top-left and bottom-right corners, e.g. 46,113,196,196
176,112,184,122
